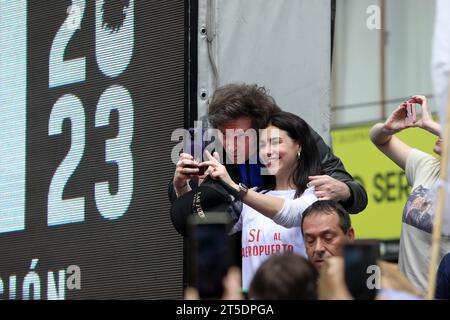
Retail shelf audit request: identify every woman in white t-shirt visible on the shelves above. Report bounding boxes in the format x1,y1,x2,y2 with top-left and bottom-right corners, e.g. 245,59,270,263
200,111,322,290
370,95,450,294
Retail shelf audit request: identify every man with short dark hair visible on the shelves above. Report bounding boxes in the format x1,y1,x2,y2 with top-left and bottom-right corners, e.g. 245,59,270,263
301,200,355,270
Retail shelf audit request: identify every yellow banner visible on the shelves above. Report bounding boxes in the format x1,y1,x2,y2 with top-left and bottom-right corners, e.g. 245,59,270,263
331,124,438,239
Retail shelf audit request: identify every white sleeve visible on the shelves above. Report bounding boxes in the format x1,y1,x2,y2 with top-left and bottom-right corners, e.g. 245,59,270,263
272,187,318,228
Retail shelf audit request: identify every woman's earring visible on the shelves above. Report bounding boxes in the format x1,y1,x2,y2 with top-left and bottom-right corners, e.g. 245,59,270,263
297,150,301,159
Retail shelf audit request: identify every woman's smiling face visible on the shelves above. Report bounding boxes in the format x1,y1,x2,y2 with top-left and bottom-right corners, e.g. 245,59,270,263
260,125,301,177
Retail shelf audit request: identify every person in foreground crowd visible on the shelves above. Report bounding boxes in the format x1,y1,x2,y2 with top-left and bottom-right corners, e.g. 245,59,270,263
300,201,422,299
301,200,355,270
370,95,450,294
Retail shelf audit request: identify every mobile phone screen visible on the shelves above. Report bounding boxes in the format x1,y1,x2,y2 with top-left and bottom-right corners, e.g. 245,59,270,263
344,241,379,300
188,221,231,299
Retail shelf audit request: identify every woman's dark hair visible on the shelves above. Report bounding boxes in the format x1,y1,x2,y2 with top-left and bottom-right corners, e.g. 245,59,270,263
258,111,322,196
249,253,318,300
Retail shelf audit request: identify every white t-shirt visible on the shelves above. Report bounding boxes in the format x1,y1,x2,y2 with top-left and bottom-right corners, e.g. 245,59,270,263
232,187,317,291
399,148,450,293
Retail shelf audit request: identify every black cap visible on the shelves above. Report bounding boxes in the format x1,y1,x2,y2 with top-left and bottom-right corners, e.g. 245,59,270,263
170,177,241,237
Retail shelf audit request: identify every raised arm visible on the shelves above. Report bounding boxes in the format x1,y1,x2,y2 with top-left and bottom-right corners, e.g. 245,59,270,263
370,122,412,170
370,95,440,170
